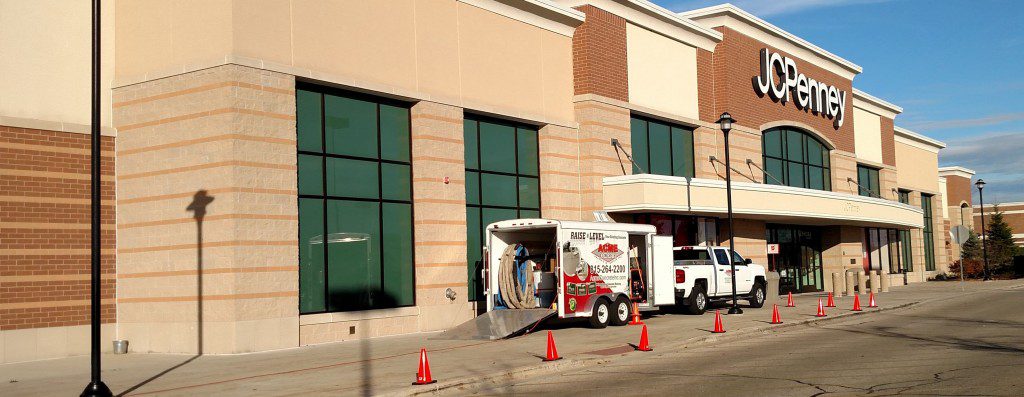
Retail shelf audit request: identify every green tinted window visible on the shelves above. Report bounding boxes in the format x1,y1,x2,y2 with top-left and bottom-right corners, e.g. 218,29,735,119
922,194,936,271
630,115,694,177
464,120,479,169
379,104,410,162
325,95,377,158
480,173,518,207
381,163,411,201
297,90,323,152
630,118,649,174
298,85,414,314
857,165,880,197
762,127,830,191
327,157,378,199
464,114,540,301
382,203,414,306
479,121,516,173
298,198,325,313
298,154,323,195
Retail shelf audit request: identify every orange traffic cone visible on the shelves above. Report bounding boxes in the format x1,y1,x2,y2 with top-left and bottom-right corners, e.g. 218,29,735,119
786,292,795,307
868,292,877,308
852,294,862,311
826,292,836,308
816,298,827,317
413,348,437,385
542,331,561,361
636,324,653,351
712,309,725,333
770,304,783,324
628,302,644,325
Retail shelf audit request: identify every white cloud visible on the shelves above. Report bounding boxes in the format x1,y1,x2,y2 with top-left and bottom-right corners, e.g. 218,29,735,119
940,132,1024,203
903,112,1024,131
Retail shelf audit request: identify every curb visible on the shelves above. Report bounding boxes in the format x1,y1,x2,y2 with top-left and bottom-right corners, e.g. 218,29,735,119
396,300,922,396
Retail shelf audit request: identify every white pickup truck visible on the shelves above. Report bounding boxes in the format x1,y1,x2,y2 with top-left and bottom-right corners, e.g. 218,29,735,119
673,246,768,314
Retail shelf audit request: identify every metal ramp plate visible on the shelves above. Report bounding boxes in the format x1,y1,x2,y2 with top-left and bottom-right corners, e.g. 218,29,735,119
432,308,555,340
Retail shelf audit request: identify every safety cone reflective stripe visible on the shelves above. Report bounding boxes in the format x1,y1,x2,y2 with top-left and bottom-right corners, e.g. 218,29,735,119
637,324,653,351
629,302,644,325
868,292,877,307
786,292,795,307
826,292,836,307
852,294,862,311
543,331,562,361
413,348,437,385
816,298,827,317
770,304,783,324
712,310,725,333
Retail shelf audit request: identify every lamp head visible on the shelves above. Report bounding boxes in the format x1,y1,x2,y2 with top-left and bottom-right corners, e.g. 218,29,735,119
975,178,986,190
717,112,735,133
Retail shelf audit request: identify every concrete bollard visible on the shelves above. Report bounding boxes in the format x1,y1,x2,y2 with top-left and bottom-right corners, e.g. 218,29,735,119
845,270,857,296
831,272,845,297
857,271,867,294
869,271,880,293
880,272,891,292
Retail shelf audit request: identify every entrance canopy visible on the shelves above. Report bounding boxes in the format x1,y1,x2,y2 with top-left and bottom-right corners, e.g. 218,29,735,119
603,174,923,229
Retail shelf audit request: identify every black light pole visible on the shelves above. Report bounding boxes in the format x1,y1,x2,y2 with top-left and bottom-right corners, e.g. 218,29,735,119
976,179,990,281
82,0,113,396
718,112,742,315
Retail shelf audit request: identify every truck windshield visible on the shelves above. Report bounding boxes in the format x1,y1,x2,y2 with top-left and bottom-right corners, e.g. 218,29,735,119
674,249,711,261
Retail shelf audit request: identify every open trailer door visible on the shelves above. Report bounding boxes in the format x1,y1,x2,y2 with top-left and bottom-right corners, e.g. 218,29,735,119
651,235,675,306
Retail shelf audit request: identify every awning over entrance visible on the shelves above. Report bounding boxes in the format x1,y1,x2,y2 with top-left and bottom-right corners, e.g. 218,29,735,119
603,174,924,229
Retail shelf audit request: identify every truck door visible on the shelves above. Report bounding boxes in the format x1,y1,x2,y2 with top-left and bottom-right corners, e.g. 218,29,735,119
650,235,674,305
712,248,732,298
731,250,754,294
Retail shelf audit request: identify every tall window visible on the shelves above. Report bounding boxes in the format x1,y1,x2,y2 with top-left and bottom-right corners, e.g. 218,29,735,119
762,127,831,191
921,194,936,271
630,115,694,177
857,165,880,198
897,190,913,272
296,85,414,314
465,115,540,301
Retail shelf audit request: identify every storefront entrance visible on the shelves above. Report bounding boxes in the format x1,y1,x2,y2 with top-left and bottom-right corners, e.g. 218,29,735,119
767,225,824,294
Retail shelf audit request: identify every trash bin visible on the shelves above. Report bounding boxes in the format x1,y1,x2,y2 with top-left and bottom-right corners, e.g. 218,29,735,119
113,340,129,354
766,270,780,304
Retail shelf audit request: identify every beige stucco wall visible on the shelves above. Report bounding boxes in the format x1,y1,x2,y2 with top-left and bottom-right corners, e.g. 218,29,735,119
625,22,699,120
894,139,939,193
115,0,575,125
853,107,883,164
0,0,115,128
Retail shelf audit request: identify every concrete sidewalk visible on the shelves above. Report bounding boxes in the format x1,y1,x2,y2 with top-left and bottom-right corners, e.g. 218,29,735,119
2,280,1019,397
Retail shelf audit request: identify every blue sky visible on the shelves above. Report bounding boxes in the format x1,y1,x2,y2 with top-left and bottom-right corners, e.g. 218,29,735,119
656,0,1024,203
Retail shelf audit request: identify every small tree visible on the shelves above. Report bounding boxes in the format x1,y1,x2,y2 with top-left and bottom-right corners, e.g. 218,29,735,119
985,206,1017,274
961,229,982,260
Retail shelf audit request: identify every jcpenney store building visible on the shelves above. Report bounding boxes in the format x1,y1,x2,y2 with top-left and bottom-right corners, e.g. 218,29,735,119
1,0,965,362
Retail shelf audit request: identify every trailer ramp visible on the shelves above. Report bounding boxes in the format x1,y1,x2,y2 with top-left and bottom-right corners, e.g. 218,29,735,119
433,308,555,340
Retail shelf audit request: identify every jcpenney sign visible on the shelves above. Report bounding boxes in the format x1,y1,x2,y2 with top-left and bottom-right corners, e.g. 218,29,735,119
754,48,846,128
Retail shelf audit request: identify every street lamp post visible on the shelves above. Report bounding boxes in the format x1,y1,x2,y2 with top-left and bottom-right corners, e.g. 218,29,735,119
81,0,112,396
976,179,990,281
718,112,743,315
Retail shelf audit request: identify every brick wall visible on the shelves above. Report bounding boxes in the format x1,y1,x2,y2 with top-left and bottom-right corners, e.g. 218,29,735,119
711,27,856,153
0,126,115,331
880,117,896,166
572,5,628,102
943,175,973,207
697,49,717,123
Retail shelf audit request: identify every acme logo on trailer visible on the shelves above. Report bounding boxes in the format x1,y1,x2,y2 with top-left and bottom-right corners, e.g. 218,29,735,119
592,243,623,263
754,48,847,129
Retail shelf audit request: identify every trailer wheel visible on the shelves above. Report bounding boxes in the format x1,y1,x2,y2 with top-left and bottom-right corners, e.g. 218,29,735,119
589,298,611,328
748,281,766,308
685,285,708,315
610,296,631,326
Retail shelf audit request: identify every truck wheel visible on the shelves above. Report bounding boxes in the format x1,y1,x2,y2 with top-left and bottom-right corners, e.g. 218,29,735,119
610,296,631,326
748,282,766,308
589,298,611,329
685,285,708,315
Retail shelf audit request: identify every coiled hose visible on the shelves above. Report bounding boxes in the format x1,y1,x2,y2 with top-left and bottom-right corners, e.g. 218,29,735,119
498,244,536,309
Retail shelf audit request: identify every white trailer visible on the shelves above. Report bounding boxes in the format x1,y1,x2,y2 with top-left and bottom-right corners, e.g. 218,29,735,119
483,218,678,329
